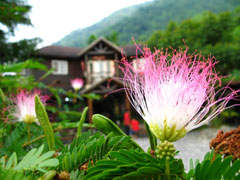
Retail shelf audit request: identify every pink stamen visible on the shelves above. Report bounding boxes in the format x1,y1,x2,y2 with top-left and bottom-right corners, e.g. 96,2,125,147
10,90,49,123
120,44,240,132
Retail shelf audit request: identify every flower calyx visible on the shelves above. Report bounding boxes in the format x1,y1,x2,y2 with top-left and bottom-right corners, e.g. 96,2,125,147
23,114,37,124
150,121,186,142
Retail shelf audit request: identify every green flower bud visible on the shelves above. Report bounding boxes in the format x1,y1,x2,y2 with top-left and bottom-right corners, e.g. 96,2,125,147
155,140,176,159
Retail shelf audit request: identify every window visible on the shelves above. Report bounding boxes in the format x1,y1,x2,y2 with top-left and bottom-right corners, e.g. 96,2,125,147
133,58,146,72
51,60,68,75
90,60,114,75
88,60,115,83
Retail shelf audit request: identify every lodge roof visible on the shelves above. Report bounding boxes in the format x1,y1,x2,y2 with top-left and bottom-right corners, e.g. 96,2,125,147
37,38,143,59
37,45,83,59
78,37,124,57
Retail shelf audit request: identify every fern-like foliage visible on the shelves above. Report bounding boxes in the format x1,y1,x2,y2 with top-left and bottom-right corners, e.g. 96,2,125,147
58,131,136,173
0,122,51,158
186,150,240,180
0,167,32,180
0,145,59,174
0,123,27,157
70,169,85,180
83,149,184,180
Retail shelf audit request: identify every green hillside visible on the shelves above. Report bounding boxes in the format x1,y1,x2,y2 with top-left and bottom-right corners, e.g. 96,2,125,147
54,0,240,47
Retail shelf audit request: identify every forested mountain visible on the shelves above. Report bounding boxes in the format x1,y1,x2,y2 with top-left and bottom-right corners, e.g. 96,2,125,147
55,0,240,47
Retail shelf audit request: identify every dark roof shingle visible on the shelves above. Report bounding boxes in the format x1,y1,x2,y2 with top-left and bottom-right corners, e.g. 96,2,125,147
121,45,143,57
37,46,83,59
37,42,143,59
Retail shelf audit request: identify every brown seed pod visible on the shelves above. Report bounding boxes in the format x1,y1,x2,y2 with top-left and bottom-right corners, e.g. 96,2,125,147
210,127,240,160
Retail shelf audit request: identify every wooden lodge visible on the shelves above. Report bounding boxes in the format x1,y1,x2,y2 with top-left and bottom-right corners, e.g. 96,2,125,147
34,37,143,123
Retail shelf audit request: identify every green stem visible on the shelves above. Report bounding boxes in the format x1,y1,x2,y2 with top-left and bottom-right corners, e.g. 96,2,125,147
23,134,45,147
22,124,94,147
165,159,171,180
144,121,157,153
77,107,88,137
22,126,62,147
27,124,31,141
37,170,56,180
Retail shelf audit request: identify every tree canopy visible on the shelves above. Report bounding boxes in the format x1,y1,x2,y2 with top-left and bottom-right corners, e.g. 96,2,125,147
0,0,39,63
87,31,120,45
147,8,240,75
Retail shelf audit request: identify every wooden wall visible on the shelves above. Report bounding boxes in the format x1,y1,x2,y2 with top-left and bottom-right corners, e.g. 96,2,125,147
32,58,84,90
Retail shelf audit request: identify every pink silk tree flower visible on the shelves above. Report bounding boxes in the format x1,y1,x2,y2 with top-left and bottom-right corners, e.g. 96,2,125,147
120,46,240,142
11,90,49,124
71,78,84,91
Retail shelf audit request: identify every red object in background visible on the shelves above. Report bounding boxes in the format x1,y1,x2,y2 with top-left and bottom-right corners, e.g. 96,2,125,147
131,118,140,131
123,111,131,126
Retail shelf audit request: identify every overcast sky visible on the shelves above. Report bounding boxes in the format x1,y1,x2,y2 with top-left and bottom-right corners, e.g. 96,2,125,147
10,0,150,47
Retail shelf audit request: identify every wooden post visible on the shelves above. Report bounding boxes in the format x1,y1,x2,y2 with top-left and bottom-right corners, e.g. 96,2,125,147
125,94,131,119
84,53,90,84
88,99,93,123
114,53,119,76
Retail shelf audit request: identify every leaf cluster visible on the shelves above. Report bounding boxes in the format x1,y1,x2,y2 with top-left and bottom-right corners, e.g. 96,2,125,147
58,131,134,173
186,150,240,180
0,121,59,158
0,59,47,93
84,149,184,180
0,0,41,63
0,0,31,33
0,122,28,157
0,145,59,179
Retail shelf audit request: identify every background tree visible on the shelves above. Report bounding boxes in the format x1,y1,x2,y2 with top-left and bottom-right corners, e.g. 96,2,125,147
87,31,119,45
0,0,40,63
105,31,119,45
87,34,97,45
147,8,240,75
